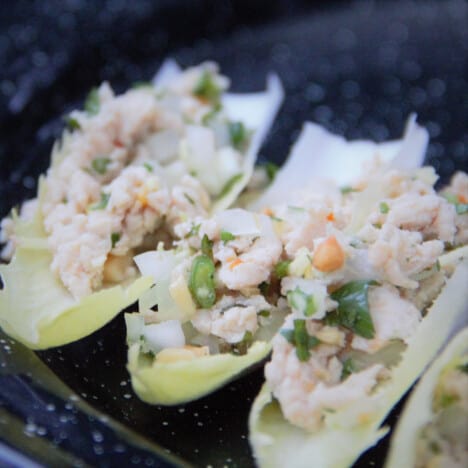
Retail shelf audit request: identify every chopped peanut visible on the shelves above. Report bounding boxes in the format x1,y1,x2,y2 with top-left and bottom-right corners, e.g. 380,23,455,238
313,235,345,272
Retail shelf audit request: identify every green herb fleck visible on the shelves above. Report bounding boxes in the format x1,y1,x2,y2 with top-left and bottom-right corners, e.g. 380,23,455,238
91,157,111,175
84,87,100,115
201,234,213,258
89,192,110,211
457,362,468,374
64,115,81,131
340,186,357,194
218,173,243,199
143,162,153,172
379,202,390,214
287,287,317,317
229,121,247,150
193,70,221,104
264,162,279,182
111,232,121,248
220,231,235,243
326,280,377,339
341,358,356,380
258,310,270,318
280,319,320,362
439,393,458,408
259,282,270,296
188,223,201,237
275,260,291,279
201,102,222,125
131,81,154,89
184,193,195,205
189,254,216,309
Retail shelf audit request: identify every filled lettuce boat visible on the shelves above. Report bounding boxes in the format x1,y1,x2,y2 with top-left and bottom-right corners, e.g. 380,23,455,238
123,117,449,406
0,61,283,349
247,119,468,467
385,327,468,468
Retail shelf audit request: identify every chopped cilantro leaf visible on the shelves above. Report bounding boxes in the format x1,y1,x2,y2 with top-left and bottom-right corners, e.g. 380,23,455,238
327,280,377,339
258,310,270,318
443,193,468,215
188,223,201,237
456,203,468,215
340,186,357,194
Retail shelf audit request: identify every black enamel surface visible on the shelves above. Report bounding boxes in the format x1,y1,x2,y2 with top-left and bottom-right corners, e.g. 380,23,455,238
1,1,467,466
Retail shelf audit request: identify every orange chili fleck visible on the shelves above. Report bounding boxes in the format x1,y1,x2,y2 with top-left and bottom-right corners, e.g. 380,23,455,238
226,255,236,263
114,138,124,148
326,212,335,222
229,258,243,270
263,207,274,216
137,191,148,207
458,194,467,204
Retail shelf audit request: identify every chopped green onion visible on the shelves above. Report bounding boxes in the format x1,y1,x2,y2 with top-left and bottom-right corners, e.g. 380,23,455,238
189,254,216,309
143,162,153,172
64,115,81,131
218,173,243,199
280,319,320,362
341,358,356,380
201,234,213,258
326,280,377,339
88,192,110,211
229,121,247,150
84,88,100,115
111,232,121,248
287,287,317,317
379,202,390,214
184,193,195,205
220,231,235,243
91,157,111,175
193,70,221,104
275,260,291,279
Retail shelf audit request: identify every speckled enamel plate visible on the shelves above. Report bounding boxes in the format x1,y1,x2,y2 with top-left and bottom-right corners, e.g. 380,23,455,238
0,0,467,466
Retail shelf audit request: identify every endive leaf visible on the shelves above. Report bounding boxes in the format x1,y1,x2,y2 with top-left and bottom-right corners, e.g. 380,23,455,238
127,340,271,405
0,202,152,350
385,327,468,468
249,259,468,468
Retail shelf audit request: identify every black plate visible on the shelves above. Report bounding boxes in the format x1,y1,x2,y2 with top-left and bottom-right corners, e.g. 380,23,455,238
1,1,467,466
